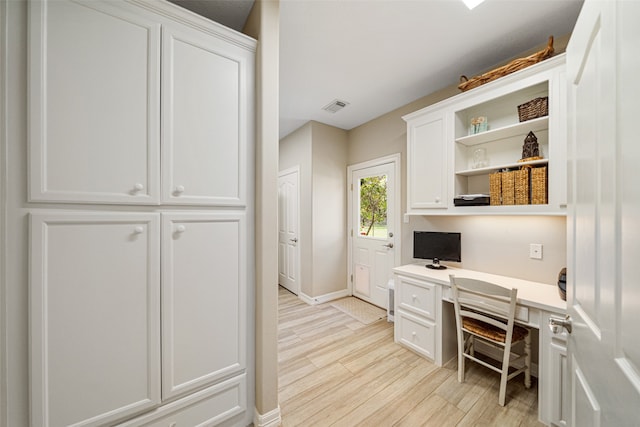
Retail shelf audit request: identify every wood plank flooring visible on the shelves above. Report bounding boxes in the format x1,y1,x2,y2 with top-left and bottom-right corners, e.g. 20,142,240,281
278,287,544,427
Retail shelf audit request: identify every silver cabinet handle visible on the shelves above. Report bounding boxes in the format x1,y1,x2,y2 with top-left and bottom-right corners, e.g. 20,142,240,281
382,243,394,248
549,315,572,334
290,238,298,243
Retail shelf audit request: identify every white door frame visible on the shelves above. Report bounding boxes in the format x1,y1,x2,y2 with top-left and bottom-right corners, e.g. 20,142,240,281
347,153,401,296
278,166,301,295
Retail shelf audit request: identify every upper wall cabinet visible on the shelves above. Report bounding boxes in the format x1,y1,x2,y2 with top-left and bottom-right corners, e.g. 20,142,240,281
29,0,254,206
29,0,161,204
161,23,251,205
404,54,567,215
406,109,448,210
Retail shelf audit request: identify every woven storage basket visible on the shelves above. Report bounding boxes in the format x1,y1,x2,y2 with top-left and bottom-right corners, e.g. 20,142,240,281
489,172,502,206
518,97,549,122
501,171,516,206
514,168,530,205
458,36,555,92
531,166,548,204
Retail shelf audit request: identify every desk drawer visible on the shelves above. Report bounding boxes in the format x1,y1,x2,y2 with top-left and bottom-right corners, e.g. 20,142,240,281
397,276,437,320
396,310,436,361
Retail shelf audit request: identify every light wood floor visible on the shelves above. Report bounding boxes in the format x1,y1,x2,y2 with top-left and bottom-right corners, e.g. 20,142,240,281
278,286,544,427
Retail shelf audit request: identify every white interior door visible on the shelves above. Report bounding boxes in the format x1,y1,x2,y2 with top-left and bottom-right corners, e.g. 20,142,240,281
566,1,640,425
278,168,300,294
349,155,400,309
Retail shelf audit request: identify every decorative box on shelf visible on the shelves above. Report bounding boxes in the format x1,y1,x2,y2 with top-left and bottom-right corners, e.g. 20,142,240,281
518,97,549,122
489,166,547,206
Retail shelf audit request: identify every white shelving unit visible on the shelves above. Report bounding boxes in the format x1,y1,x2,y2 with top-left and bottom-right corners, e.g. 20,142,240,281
403,54,566,215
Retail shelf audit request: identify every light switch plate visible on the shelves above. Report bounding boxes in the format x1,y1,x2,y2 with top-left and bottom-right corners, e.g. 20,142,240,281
529,243,543,259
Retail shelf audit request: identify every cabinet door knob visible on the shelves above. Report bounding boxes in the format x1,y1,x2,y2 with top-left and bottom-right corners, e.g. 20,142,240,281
412,331,417,338
176,225,186,233
133,226,144,234
412,294,417,300
435,197,441,203
174,185,185,195
133,183,144,192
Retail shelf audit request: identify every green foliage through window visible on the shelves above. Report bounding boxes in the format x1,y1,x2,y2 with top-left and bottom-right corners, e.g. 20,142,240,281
359,175,387,237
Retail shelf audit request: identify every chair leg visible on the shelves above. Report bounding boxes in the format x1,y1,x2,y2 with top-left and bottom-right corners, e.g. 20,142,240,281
524,333,532,389
498,365,508,406
498,337,513,406
469,336,475,357
458,335,465,383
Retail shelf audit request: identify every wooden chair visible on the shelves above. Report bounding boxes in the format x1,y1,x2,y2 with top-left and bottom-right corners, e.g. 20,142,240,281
449,275,531,406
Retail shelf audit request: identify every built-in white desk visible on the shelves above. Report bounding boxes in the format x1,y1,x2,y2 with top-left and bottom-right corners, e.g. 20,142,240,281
392,264,567,426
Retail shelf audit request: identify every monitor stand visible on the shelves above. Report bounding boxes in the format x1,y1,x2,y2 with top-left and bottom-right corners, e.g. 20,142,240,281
426,258,447,270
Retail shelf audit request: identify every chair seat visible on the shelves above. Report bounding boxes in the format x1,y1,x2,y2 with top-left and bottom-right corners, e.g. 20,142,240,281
462,317,529,343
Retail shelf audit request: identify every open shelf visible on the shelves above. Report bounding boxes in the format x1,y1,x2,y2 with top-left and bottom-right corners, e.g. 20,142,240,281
455,158,548,176
455,116,549,147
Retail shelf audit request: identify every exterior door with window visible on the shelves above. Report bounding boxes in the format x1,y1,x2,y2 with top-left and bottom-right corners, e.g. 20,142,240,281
350,157,399,309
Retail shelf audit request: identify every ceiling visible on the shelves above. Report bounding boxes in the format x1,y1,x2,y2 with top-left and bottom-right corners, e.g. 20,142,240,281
169,0,584,139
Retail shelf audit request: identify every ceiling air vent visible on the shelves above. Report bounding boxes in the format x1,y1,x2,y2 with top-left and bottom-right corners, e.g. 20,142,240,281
322,99,350,113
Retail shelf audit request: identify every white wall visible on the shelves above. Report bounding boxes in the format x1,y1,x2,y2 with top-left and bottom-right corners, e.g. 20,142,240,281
310,122,348,296
279,121,348,298
243,0,280,419
279,123,313,295
2,2,30,425
404,215,566,284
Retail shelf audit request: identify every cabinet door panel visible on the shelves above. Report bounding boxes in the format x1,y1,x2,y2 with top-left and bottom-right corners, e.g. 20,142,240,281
162,213,246,400
407,110,448,210
115,375,246,427
30,213,161,427
162,24,252,206
29,0,160,204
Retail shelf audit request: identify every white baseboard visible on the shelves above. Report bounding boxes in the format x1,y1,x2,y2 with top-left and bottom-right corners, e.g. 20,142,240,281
254,406,281,427
298,289,350,305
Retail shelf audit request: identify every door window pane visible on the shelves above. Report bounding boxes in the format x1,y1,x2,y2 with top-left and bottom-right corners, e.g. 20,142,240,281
359,175,387,238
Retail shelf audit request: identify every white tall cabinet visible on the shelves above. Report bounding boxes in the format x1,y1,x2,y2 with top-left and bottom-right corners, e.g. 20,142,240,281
9,1,256,426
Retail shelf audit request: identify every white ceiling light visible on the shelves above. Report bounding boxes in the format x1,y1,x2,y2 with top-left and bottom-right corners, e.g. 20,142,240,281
462,0,485,10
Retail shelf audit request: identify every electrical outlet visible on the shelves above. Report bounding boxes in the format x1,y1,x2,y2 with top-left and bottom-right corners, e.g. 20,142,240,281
529,243,543,260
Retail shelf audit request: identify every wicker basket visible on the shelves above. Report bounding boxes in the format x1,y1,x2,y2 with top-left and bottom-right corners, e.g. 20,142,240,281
514,168,530,205
489,172,502,206
518,97,549,122
531,166,548,204
458,36,555,92
501,171,516,206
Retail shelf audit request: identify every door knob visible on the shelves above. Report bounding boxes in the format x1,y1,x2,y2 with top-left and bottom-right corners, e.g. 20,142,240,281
382,243,394,248
289,238,298,243
549,314,572,334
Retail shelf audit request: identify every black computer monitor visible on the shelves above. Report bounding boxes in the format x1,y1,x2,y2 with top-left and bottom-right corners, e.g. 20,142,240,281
413,231,461,270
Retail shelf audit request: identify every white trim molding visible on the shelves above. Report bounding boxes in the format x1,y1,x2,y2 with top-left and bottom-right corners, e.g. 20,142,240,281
299,289,350,306
0,1,8,425
254,405,281,427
